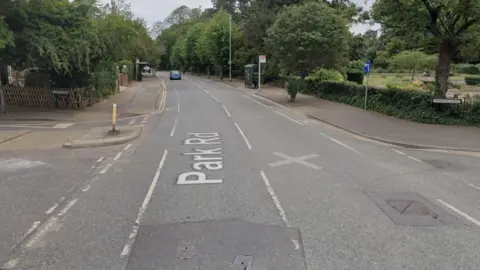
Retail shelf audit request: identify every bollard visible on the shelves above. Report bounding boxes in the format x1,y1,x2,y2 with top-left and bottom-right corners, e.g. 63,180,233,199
112,103,117,132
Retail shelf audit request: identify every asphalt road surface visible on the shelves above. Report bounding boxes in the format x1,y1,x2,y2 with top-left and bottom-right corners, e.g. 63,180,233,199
2,73,480,269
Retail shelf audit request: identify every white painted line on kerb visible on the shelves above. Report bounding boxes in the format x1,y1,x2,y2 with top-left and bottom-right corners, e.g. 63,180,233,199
275,111,304,125
53,123,74,129
222,105,231,117
260,170,290,227
124,144,132,151
437,199,480,228
128,119,136,125
57,198,78,216
2,258,19,269
26,217,58,247
45,203,59,215
319,133,363,156
24,221,41,238
234,123,252,150
408,156,423,163
121,150,168,258
170,118,178,137
96,157,105,163
210,95,220,103
113,152,123,161
175,89,180,112
392,149,406,155
100,164,112,174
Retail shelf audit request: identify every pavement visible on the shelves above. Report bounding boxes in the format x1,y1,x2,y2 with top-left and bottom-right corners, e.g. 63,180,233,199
1,73,480,269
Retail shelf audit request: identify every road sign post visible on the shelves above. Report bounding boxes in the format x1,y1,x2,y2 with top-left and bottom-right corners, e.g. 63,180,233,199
363,61,371,109
259,55,266,91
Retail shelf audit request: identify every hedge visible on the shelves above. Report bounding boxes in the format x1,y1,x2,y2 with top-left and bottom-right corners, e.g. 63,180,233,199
455,64,480,75
287,78,480,126
346,71,364,84
465,76,480,86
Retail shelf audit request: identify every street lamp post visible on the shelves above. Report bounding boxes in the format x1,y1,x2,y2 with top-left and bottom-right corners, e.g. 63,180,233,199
229,14,232,82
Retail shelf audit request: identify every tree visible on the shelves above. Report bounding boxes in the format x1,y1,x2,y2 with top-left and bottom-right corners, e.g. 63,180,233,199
390,50,437,80
0,17,13,49
165,5,191,25
372,0,480,97
265,1,349,78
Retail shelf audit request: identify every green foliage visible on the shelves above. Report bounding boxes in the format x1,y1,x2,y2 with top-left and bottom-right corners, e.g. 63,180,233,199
306,68,344,82
265,1,349,77
91,60,118,97
346,71,364,84
390,50,437,79
465,76,480,86
346,60,364,72
454,64,480,75
0,17,13,49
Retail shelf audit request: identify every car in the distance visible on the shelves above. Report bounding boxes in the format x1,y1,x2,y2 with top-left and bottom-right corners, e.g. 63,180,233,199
170,70,181,80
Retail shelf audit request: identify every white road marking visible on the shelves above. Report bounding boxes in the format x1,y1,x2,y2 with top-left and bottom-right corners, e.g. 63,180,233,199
81,185,91,192
407,156,423,163
319,133,363,156
269,152,322,170
392,149,406,155
128,119,136,125
203,89,210,94
210,94,220,103
96,157,105,163
437,199,480,228
100,164,112,174
197,84,203,89
222,105,231,117
121,150,168,258
292,239,300,250
260,171,290,226
53,123,74,129
124,144,132,151
0,159,45,173
243,94,270,108
45,203,59,215
24,221,41,238
2,259,19,269
275,111,304,125
170,118,178,137
113,152,123,161
234,123,252,150
26,217,58,247
175,89,180,112
58,198,78,216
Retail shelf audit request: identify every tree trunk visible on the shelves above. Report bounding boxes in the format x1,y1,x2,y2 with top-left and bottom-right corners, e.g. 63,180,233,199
411,69,415,81
435,39,456,98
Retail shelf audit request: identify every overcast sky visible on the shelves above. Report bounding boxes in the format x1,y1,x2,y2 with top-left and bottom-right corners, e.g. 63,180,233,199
121,0,379,34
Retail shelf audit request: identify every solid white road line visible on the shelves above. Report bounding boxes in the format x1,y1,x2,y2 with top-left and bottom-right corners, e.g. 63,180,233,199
124,144,132,151
392,149,406,155
210,95,220,103
113,152,123,161
53,123,74,129
407,156,423,163
175,89,180,112
437,199,480,228
24,221,41,238
45,203,59,215
26,217,58,247
260,171,290,227
319,132,363,156
234,123,252,150
100,164,112,174
275,111,304,125
58,198,78,216
170,118,178,137
121,150,168,258
222,105,231,117
243,94,270,108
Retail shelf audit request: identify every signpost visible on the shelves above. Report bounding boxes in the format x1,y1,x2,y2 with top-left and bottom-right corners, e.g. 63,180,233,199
363,61,371,109
259,55,266,91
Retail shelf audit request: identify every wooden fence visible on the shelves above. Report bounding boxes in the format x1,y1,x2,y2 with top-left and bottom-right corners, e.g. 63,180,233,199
3,86,97,109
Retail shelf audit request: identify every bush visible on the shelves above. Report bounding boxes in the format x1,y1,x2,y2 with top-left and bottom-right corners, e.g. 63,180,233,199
346,60,364,72
306,68,344,82
286,76,307,101
465,76,480,85
346,71,364,84
455,64,480,75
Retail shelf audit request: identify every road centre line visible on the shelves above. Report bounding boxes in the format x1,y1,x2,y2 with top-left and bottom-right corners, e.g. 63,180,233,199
275,111,304,125
25,217,59,247
100,164,112,174
170,118,178,137
260,171,290,227
234,123,252,150
319,132,363,156
222,105,231,117
24,221,41,238
203,89,210,94
437,199,480,228
175,89,180,112
113,152,123,161
121,149,168,258
58,198,78,216
45,203,59,215
210,94,220,103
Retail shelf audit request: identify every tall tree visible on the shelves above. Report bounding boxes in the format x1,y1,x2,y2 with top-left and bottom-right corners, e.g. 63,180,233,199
372,0,480,97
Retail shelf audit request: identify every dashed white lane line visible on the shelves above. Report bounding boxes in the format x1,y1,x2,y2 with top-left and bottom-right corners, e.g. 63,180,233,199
203,89,210,94
24,221,41,238
128,119,136,125
463,181,480,192
58,198,78,216
407,156,423,163
234,123,252,150
26,217,59,247
81,185,91,192
124,144,132,151
222,105,231,117
45,203,59,215
392,149,406,155
175,89,180,112
437,199,480,228
1,258,19,269
121,149,168,258
170,118,178,137
113,152,123,161
275,111,304,125
210,94,220,103
96,157,105,163
100,164,112,174
53,123,74,129
260,170,290,227
319,132,363,156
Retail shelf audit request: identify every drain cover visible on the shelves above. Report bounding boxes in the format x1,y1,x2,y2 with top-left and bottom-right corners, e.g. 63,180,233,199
367,192,459,226
176,239,196,260
233,254,253,270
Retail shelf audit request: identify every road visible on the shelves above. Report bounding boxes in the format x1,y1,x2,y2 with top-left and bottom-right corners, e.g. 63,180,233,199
2,73,480,269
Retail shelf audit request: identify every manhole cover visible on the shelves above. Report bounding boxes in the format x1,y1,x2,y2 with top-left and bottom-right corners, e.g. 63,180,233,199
367,192,460,226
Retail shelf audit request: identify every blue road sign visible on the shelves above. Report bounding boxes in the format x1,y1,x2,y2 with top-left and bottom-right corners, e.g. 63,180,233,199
364,61,371,74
